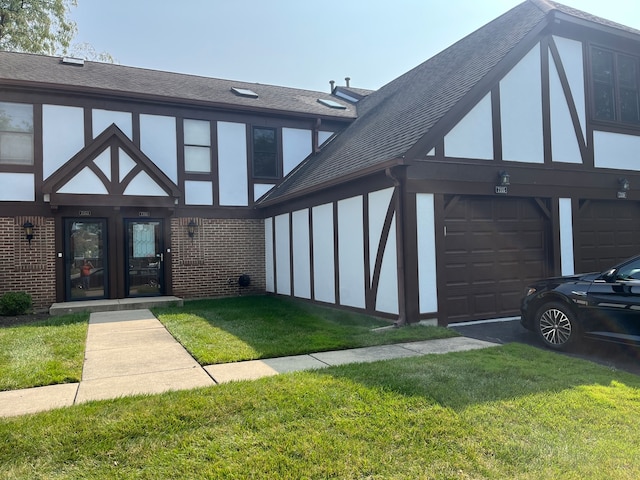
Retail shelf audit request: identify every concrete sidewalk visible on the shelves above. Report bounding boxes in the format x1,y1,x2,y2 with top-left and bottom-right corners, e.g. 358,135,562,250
0,309,498,418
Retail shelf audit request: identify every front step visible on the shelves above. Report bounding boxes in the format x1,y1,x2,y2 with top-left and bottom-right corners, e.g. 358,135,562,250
49,296,183,316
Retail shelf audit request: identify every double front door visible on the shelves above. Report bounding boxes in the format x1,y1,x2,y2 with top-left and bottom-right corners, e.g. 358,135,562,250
64,218,165,301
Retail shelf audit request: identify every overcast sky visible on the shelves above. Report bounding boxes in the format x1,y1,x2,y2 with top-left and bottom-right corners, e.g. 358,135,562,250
70,0,640,93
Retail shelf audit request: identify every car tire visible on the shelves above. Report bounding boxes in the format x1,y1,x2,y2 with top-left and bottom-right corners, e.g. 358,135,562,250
535,301,580,351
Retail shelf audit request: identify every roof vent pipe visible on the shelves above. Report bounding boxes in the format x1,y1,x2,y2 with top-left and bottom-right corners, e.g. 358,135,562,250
329,80,335,92
345,77,350,87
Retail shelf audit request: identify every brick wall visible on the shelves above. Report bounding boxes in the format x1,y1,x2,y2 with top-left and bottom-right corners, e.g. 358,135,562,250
170,217,265,299
0,216,56,309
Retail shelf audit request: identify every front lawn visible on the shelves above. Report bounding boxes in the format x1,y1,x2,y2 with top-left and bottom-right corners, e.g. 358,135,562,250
153,295,457,364
2,343,639,478
0,314,89,391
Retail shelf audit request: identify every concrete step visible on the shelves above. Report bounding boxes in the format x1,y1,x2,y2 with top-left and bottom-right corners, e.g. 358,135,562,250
49,296,183,316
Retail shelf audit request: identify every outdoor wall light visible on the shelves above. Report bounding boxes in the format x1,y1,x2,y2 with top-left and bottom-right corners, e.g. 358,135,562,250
23,221,34,246
187,219,197,238
498,171,511,187
619,178,631,191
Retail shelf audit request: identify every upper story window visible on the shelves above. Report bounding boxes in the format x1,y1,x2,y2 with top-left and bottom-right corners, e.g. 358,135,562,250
184,119,211,173
0,101,34,165
252,127,278,178
591,47,640,125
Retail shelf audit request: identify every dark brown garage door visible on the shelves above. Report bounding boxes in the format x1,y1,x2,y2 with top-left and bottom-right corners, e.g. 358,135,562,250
442,196,551,323
575,200,640,274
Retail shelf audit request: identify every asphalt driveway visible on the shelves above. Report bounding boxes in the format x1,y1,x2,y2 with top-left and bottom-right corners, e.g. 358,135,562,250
451,318,640,376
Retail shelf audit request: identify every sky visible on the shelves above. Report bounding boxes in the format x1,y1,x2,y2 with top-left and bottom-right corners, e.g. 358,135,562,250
70,0,640,93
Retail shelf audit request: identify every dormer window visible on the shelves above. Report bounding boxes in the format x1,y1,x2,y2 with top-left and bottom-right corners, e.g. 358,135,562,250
591,47,640,125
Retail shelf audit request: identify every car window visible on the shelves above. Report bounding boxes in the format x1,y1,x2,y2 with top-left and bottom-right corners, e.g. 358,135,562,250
616,259,640,280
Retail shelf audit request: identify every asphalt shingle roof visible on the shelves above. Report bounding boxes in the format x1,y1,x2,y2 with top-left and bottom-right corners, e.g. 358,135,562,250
260,0,640,205
0,51,357,120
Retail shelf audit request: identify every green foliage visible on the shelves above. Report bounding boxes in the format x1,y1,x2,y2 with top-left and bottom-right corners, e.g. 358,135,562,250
1,345,640,478
0,0,77,55
0,313,88,390
0,292,32,316
154,296,458,365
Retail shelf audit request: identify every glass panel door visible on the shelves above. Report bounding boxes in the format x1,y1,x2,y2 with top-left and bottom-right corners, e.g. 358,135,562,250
126,220,164,296
65,219,107,300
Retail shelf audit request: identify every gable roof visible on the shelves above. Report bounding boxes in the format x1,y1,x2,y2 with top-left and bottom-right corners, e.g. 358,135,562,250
259,0,640,205
0,51,357,120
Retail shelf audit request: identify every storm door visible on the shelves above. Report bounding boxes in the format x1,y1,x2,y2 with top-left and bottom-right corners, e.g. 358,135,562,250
125,219,165,297
65,219,108,301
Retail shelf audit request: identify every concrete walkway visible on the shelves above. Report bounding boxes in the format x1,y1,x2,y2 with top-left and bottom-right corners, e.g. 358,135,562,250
0,309,498,418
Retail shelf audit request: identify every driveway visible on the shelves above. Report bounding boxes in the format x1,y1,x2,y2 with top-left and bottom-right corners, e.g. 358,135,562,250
451,318,640,376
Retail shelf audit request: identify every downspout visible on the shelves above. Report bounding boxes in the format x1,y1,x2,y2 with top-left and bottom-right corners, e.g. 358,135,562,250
385,166,408,326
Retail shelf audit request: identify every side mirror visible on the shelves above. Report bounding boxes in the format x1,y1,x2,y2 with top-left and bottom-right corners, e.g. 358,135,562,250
600,268,617,282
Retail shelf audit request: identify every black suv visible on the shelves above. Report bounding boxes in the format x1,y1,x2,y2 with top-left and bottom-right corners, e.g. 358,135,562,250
521,255,640,350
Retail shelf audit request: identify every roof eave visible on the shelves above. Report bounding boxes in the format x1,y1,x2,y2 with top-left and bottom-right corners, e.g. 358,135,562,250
0,79,359,122
257,157,405,208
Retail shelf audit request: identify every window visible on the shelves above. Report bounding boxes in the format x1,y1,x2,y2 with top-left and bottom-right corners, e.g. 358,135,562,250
591,47,640,125
184,119,211,173
0,102,34,165
252,127,278,178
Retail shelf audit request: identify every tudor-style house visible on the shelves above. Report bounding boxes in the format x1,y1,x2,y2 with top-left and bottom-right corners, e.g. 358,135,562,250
1,0,640,327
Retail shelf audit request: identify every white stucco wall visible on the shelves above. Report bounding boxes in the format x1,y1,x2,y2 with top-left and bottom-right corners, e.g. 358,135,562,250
0,173,34,201
444,93,493,160
217,121,249,206
500,45,544,163
275,213,291,295
265,217,275,293
559,198,575,276
93,109,133,139
292,209,311,299
594,131,640,171
312,203,335,304
550,54,582,164
368,188,398,314
282,128,312,176
140,114,177,183
42,104,84,179
416,193,438,314
338,196,365,308
553,36,586,141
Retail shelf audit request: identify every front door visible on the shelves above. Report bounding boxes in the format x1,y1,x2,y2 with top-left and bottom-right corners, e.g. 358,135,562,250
64,219,108,301
125,219,165,297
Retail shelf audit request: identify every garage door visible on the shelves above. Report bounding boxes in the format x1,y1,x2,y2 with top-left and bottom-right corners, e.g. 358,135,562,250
575,200,640,274
443,196,551,323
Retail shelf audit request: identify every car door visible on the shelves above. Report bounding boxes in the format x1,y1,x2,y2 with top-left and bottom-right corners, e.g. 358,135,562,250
585,258,640,340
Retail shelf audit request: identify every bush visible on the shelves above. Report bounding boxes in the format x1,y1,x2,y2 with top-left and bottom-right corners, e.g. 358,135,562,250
0,292,33,316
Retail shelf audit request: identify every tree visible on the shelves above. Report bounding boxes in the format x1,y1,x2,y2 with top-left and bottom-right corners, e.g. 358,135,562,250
0,0,77,55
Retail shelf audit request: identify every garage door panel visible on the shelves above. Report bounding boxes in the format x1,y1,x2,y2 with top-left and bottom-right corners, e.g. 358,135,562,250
443,196,550,322
576,201,640,274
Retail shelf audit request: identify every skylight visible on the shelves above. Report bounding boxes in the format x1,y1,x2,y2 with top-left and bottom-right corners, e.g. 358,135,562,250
61,56,85,66
231,87,258,98
317,98,347,109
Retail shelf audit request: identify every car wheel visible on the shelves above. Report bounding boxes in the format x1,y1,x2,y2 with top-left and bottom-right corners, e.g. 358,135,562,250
535,301,580,350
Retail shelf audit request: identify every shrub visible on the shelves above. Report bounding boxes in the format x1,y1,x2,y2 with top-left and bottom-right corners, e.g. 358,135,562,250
0,292,33,316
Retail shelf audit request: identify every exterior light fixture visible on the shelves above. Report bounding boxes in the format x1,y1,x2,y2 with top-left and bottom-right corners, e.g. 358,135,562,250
619,178,630,191
617,178,631,199
187,219,197,238
23,221,34,246
495,171,510,195
499,171,511,186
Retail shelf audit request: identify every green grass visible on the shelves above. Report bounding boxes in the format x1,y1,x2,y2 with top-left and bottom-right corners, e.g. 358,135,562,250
2,343,639,478
0,314,89,391
153,295,457,364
